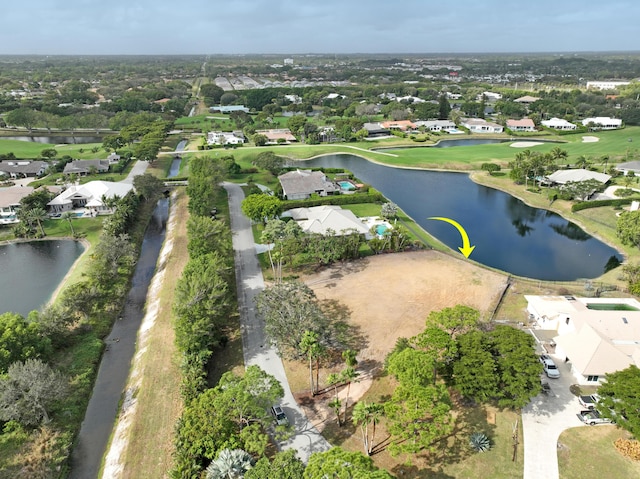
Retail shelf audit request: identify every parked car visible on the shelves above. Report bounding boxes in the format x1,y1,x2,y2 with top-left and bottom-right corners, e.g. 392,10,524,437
539,354,560,378
578,394,599,410
577,409,613,426
270,405,289,426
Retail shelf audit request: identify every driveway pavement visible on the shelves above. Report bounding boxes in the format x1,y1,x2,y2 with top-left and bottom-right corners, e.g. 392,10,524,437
522,351,586,479
223,182,330,462
121,160,148,184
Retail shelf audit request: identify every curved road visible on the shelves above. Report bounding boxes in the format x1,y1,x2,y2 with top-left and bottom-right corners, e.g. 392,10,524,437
223,182,330,462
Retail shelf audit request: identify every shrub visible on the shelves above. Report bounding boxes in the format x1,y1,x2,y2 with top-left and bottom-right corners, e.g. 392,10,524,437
614,438,640,461
469,432,491,452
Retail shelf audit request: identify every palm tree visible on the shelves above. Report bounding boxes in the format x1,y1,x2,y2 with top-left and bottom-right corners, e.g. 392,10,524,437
205,449,253,479
575,155,592,170
341,366,359,425
26,207,47,237
300,331,324,395
328,398,343,427
60,211,75,237
353,401,385,455
549,146,568,166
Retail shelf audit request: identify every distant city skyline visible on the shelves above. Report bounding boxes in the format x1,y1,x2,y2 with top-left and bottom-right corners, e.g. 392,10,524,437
2,0,640,56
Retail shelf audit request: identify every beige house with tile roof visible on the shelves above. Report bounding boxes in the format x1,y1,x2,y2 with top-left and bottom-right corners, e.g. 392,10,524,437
526,295,640,384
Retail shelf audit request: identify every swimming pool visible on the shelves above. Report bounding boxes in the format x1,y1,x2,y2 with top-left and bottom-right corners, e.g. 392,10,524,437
376,224,388,235
339,181,355,190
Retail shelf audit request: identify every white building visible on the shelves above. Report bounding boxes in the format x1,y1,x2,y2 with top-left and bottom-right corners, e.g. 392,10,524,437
47,181,134,215
479,91,502,101
207,131,244,146
506,118,536,132
526,295,640,385
461,118,504,133
283,205,371,238
586,81,631,90
581,117,623,130
541,117,577,130
414,120,457,132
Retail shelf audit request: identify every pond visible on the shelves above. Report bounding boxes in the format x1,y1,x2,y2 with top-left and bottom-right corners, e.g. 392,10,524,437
299,154,621,281
2,135,103,144
0,240,85,316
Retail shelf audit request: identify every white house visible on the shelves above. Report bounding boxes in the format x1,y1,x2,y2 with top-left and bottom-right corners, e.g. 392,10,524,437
525,296,640,384
581,117,623,130
541,117,577,130
207,131,244,146
526,295,640,385
414,120,457,132
0,186,34,224
506,118,536,132
461,118,504,133
47,181,134,215
545,169,611,186
514,95,541,106
479,91,502,101
283,205,371,238
586,81,631,90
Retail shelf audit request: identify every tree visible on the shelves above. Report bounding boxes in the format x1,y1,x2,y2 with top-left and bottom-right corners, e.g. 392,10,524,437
341,366,359,424
256,281,330,358
300,330,324,396
133,173,165,202
252,151,285,175
241,194,282,224
201,84,225,106
452,330,499,402
40,148,58,159
60,211,76,237
386,347,435,387
326,372,343,426
597,365,640,438
24,207,47,237
0,359,67,426
617,210,640,249
205,448,254,479
303,447,394,479
187,215,233,261
380,202,398,219
438,94,451,119
353,401,384,456
481,163,501,175
245,450,305,479
0,312,52,373
385,382,453,456
252,133,268,147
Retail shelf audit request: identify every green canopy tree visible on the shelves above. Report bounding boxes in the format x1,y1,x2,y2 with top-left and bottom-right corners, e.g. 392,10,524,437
245,450,305,479
617,210,640,249
0,313,52,373
596,365,640,438
303,447,394,479
452,330,499,402
241,194,282,224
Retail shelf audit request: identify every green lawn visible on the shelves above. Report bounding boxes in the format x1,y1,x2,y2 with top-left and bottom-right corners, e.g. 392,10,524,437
558,426,640,479
0,139,111,159
341,203,382,217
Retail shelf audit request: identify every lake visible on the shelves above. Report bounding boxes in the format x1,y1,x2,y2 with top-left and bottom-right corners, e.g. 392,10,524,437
0,240,85,316
299,154,621,281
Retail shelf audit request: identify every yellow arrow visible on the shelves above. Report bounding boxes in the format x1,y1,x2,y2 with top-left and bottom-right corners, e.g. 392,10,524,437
428,217,476,258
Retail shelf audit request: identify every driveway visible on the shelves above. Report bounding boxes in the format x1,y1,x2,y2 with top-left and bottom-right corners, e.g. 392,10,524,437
223,182,330,462
522,351,586,479
121,160,148,184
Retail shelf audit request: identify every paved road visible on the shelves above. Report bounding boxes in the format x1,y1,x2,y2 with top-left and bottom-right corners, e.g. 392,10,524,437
522,352,586,479
121,160,148,184
223,182,331,462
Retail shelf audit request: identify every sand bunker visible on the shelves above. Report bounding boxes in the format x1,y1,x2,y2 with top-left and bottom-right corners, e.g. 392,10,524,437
510,141,545,148
582,136,600,143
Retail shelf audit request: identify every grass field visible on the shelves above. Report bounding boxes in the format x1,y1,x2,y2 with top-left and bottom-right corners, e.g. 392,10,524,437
558,426,640,479
0,138,111,159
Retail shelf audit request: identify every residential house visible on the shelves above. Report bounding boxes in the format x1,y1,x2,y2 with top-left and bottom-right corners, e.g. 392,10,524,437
525,295,640,385
615,160,640,175
514,95,541,106
545,169,611,186
207,131,245,146
0,160,48,178
506,118,536,132
363,122,391,138
283,205,371,238
256,129,297,144
107,152,121,165
63,159,109,176
278,169,338,200
395,95,426,103
582,117,623,130
209,105,250,114
541,117,577,130
0,186,34,224
479,91,502,101
586,81,631,90
380,120,417,132
461,118,504,133
414,120,457,132
47,181,134,215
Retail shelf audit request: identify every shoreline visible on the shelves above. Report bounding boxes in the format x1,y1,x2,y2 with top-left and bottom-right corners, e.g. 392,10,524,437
46,237,91,308
289,150,627,285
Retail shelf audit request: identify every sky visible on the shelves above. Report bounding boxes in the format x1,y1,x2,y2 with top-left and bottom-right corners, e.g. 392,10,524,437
2,0,640,55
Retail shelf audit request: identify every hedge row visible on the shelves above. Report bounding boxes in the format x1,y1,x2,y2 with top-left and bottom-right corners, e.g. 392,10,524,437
571,197,640,212
282,191,385,210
